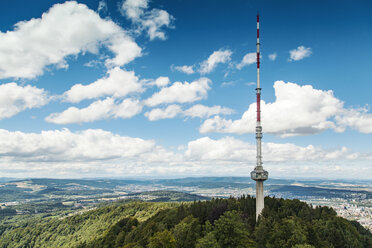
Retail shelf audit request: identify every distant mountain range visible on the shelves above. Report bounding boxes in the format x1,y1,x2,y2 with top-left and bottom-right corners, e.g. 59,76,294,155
1,177,371,204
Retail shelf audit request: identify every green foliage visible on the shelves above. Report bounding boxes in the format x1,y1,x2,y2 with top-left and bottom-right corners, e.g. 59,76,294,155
267,217,307,248
123,243,143,248
173,215,201,248
81,217,139,248
0,197,371,248
213,210,255,248
0,201,176,248
195,232,220,248
148,230,176,248
129,191,210,202
313,217,364,248
292,245,315,248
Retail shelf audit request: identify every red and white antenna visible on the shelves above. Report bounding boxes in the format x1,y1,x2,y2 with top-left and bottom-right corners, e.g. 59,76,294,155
251,13,268,221
256,14,261,123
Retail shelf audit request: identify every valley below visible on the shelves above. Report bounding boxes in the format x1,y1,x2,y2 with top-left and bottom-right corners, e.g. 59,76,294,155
1,177,371,231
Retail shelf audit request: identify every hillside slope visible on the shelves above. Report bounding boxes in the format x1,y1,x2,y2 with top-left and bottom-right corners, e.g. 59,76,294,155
0,201,177,248
0,197,371,248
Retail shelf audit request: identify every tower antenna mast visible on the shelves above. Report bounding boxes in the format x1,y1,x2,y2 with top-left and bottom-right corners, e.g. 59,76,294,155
251,13,268,221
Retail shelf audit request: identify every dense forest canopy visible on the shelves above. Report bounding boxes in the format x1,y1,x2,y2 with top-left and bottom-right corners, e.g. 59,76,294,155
0,197,371,248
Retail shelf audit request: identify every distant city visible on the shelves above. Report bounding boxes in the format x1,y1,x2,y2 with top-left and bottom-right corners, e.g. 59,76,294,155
0,177,371,231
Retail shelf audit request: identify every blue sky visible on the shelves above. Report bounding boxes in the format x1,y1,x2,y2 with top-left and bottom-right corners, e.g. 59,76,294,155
0,0,371,179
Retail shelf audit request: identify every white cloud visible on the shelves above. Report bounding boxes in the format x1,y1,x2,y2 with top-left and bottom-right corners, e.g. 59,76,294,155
83,60,102,68
0,128,184,178
335,108,372,133
0,82,48,119
121,0,148,20
120,0,173,40
236,52,256,69
145,104,233,121
145,77,211,107
199,49,232,74
172,65,194,74
149,76,170,88
64,67,143,103
0,128,155,161
46,98,142,124
184,104,234,118
0,1,141,79
112,98,143,119
185,136,360,162
268,52,277,61
142,9,173,40
104,33,142,67
200,81,344,137
145,104,182,121
185,136,253,161
0,128,369,178
200,81,372,136
289,46,312,61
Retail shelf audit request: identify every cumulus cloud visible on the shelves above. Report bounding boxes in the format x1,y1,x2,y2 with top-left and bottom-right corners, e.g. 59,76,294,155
145,104,182,121
0,127,184,178
145,104,234,121
236,52,256,69
172,65,194,74
185,136,361,163
289,46,312,61
185,136,253,162
0,82,48,119
149,76,170,88
199,49,232,74
104,33,142,67
200,81,344,136
335,108,372,133
120,0,148,20
184,104,234,118
0,1,141,79
200,81,372,136
268,52,277,61
120,0,173,40
0,128,156,161
46,98,142,124
64,67,143,103
145,77,211,107
0,128,368,178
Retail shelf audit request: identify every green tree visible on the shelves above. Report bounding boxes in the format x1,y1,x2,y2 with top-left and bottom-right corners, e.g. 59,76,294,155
173,215,201,248
123,243,143,248
148,230,176,248
195,232,220,248
267,217,308,248
292,245,315,248
254,216,274,248
213,210,254,248
314,217,364,248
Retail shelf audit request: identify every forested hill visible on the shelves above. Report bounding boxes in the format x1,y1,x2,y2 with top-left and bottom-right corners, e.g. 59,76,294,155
0,197,371,248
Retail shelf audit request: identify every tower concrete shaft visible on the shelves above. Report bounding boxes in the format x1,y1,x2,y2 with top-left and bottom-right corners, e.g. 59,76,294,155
256,181,264,219
250,13,268,221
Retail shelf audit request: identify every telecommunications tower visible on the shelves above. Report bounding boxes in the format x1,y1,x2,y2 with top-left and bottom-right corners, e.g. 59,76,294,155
250,13,268,221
